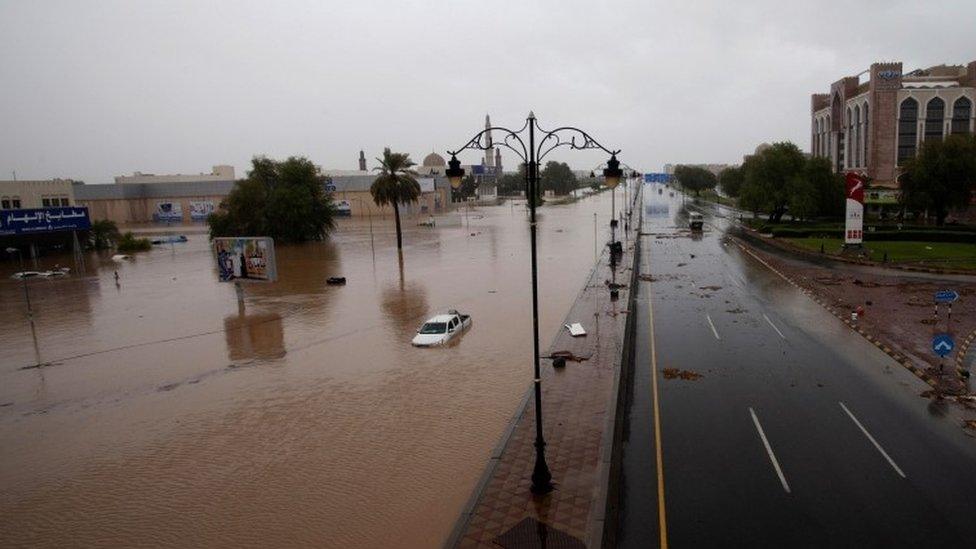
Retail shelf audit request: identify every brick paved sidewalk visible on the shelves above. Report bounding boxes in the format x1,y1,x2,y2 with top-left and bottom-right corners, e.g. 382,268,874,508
445,225,640,549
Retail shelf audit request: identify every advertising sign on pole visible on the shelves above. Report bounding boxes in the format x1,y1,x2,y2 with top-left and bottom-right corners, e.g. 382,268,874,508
213,237,277,282
0,206,92,235
844,172,865,245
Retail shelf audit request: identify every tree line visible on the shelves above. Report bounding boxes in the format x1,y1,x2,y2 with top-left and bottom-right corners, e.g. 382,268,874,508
496,161,581,196
717,142,845,222
714,137,976,225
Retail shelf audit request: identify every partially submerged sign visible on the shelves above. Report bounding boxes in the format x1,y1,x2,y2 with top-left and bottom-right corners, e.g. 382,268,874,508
0,206,92,235
213,237,277,282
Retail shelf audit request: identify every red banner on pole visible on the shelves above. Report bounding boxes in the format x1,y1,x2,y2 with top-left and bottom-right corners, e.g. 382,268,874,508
844,172,864,244
845,172,865,204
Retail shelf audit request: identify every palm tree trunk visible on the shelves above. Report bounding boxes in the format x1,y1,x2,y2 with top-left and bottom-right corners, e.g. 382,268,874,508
393,201,403,249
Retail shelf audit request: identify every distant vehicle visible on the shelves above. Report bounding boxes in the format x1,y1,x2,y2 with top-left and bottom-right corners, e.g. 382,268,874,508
689,212,704,231
411,310,471,347
11,271,41,279
150,235,188,245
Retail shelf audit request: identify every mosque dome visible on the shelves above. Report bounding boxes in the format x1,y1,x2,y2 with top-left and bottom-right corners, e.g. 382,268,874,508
422,152,446,167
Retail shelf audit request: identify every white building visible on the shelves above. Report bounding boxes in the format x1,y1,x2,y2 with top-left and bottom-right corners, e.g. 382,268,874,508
115,165,235,184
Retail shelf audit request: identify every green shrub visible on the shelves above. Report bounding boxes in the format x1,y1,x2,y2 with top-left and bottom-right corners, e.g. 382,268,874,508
116,231,152,252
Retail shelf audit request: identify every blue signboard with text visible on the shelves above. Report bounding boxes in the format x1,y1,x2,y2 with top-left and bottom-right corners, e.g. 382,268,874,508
934,290,959,303
0,207,92,236
644,173,671,183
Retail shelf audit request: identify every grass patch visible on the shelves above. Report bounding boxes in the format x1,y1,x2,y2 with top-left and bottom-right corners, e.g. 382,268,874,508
682,187,737,208
786,237,976,270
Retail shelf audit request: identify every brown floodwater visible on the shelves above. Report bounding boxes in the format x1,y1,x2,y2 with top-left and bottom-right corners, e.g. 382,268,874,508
0,187,632,548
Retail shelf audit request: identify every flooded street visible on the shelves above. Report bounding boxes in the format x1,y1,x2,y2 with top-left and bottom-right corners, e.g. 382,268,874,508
0,189,629,548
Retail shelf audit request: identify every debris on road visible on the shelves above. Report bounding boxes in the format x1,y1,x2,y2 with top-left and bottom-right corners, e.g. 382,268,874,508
662,368,703,381
565,323,587,337
548,350,589,362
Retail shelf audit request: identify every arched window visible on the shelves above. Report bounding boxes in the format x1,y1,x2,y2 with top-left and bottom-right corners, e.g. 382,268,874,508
845,107,853,167
925,97,945,141
816,119,822,156
863,103,870,166
825,115,831,162
853,105,861,167
814,121,820,157
952,97,972,134
898,98,918,165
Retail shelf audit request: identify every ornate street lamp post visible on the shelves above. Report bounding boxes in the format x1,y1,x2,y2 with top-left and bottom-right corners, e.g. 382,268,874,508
447,113,621,494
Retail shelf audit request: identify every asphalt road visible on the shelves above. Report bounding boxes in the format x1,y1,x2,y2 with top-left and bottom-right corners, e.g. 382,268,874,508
615,186,976,548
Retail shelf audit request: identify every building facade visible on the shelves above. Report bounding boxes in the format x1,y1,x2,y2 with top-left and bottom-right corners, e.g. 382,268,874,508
811,61,976,195
77,172,451,225
0,179,76,209
115,165,235,184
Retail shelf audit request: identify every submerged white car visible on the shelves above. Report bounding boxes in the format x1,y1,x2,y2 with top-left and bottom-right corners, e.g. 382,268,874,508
411,310,472,347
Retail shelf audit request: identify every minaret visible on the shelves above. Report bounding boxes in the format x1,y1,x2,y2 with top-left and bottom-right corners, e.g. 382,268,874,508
484,114,494,169
358,150,366,171
495,147,502,175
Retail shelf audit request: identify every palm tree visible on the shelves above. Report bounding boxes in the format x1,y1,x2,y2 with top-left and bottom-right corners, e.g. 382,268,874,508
370,148,421,250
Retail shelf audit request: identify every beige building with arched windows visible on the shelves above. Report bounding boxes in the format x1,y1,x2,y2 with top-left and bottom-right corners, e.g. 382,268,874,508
811,61,975,202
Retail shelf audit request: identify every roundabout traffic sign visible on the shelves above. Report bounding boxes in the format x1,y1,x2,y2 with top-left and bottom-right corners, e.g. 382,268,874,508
932,334,955,357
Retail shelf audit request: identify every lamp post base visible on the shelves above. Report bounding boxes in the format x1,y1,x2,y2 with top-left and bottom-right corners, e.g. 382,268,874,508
530,440,554,495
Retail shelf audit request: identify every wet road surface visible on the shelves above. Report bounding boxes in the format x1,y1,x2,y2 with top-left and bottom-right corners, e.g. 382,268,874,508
0,188,631,548
616,186,976,547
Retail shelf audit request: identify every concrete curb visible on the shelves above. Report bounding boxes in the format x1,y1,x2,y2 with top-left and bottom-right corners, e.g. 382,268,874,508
587,212,642,548
956,328,976,377
729,235,955,392
736,224,976,276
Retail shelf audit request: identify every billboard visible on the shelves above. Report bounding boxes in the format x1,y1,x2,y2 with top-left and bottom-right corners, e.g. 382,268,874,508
214,237,277,282
644,173,671,183
0,206,92,235
153,201,183,222
189,201,215,220
844,172,865,245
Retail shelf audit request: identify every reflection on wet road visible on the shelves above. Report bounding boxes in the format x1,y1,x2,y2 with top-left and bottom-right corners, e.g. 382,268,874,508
0,189,630,548
617,186,976,547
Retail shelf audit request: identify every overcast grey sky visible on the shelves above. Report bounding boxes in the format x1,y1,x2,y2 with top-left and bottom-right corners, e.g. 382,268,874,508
1,0,973,183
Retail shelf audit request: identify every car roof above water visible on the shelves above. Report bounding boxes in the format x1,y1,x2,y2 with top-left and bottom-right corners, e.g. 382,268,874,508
427,314,457,323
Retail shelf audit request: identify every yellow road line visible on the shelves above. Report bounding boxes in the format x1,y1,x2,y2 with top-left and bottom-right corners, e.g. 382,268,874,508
647,252,669,548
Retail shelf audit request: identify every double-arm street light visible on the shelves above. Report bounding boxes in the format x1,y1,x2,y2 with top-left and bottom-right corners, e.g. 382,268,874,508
446,112,621,494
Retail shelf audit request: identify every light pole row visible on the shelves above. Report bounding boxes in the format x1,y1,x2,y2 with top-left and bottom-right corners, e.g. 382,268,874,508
446,112,621,494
